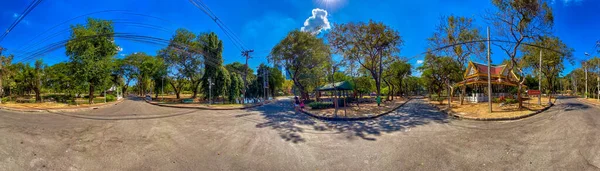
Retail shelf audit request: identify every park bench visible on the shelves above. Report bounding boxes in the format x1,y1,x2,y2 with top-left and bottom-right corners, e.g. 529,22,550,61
182,99,194,104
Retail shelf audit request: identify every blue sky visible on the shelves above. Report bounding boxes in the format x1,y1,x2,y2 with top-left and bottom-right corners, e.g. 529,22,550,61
0,0,598,76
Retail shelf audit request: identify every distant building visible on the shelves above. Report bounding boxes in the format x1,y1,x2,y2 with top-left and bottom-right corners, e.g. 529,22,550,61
454,61,526,103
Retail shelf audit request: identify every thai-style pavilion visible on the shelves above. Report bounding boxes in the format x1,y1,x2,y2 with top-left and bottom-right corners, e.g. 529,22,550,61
454,61,526,103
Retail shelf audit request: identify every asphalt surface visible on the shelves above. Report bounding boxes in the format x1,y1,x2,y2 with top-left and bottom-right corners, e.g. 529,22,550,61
0,96,599,170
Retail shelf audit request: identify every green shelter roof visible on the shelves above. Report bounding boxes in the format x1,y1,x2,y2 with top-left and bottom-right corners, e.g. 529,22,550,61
317,81,353,91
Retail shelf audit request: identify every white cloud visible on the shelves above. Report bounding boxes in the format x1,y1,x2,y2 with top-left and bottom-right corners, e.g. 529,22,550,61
416,60,424,64
120,54,126,57
116,46,123,52
301,8,331,35
13,13,19,18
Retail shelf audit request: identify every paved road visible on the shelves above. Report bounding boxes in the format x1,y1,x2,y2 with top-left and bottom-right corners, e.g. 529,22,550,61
0,96,599,170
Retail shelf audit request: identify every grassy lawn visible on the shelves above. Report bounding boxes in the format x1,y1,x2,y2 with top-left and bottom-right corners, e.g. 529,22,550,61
426,97,551,119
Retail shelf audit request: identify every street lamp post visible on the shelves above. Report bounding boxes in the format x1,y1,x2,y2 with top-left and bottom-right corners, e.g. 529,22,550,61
487,27,492,113
208,77,213,105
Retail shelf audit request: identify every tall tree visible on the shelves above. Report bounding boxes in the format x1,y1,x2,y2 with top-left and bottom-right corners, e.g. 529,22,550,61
0,54,13,98
228,72,243,103
487,0,554,109
65,18,118,104
388,60,411,99
269,30,329,100
418,54,462,103
521,36,573,103
159,28,203,99
328,20,403,105
199,32,227,101
429,15,485,104
268,66,285,97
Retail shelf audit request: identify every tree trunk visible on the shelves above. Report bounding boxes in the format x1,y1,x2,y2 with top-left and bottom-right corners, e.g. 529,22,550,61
460,86,466,105
517,84,523,109
34,89,41,103
89,83,95,104
169,82,181,99
191,81,200,99
122,86,128,96
375,77,381,106
383,79,392,101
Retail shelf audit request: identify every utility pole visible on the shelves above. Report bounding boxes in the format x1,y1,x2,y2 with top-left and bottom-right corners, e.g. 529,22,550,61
241,50,254,104
0,46,4,104
585,62,588,99
538,50,542,105
487,27,492,113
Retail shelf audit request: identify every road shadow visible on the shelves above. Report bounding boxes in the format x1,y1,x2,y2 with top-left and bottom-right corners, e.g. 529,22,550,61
244,99,449,143
560,102,591,111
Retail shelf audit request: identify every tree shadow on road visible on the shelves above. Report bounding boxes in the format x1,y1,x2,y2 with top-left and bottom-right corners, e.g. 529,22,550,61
243,99,449,143
560,102,591,111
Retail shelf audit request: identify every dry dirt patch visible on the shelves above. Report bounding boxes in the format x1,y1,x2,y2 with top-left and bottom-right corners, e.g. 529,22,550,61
426,97,551,119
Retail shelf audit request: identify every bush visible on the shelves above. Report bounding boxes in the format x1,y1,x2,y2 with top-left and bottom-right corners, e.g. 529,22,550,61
308,102,334,109
1,97,9,103
106,94,116,102
504,98,518,104
44,94,73,103
431,96,446,102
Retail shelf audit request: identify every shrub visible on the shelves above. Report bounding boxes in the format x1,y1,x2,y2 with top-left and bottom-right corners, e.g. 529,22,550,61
431,96,446,102
505,98,518,104
106,94,116,102
1,97,9,103
308,102,334,109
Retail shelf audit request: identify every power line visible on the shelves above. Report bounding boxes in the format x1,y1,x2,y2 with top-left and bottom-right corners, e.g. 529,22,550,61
0,0,44,42
187,0,247,51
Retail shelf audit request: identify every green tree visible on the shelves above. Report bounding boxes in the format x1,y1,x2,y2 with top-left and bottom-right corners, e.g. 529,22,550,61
65,18,118,104
159,28,203,99
199,32,226,100
11,60,45,102
45,62,77,97
487,0,554,109
429,15,485,104
225,62,255,98
386,60,411,99
419,54,462,104
268,66,285,97
521,36,573,102
269,30,329,100
228,72,243,103
328,20,403,105
0,54,13,98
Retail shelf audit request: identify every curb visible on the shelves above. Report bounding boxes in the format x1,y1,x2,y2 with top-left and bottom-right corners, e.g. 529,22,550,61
0,99,125,113
144,99,275,110
429,102,554,121
298,98,413,121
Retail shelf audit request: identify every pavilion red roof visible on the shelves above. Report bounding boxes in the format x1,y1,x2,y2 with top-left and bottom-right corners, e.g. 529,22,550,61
472,62,505,75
